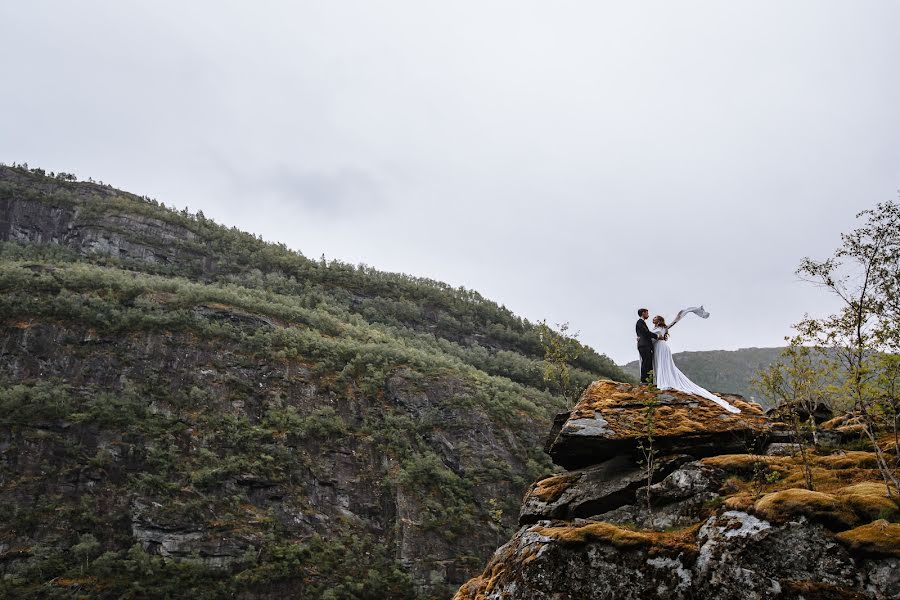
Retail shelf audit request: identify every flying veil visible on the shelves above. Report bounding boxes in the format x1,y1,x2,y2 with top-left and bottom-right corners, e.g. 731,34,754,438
670,306,710,327
654,304,740,413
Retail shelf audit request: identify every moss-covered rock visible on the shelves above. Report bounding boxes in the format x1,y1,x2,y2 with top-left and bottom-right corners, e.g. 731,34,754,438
836,483,900,522
546,380,769,469
835,520,900,558
753,488,859,529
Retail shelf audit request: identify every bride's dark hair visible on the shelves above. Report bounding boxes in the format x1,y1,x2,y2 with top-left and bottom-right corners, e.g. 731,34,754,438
653,315,667,328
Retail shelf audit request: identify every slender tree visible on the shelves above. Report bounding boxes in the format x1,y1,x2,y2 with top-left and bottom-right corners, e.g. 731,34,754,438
537,320,583,407
753,338,828,489
794,199,900,495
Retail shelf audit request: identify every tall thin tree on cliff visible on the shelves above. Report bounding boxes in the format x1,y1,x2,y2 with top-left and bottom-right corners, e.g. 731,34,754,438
794,199,900,496
753,337,828,490
537,320,583,407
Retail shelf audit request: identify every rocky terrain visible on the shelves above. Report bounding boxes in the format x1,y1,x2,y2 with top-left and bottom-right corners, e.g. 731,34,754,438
456,381,900,599
6,165,897,599
0,165,628,599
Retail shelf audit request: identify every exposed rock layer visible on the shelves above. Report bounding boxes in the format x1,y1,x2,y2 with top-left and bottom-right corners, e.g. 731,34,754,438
458,382,900,599
547,380,769,469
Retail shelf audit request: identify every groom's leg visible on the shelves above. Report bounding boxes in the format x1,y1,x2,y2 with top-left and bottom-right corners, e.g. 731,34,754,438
638,346,652,383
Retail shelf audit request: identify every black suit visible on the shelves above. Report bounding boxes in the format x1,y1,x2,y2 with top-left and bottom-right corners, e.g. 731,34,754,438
636,318,658,384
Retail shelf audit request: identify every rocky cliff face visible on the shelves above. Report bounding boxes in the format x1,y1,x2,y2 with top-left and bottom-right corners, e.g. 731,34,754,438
0,170,208,270
1,319,525,596
455,381,900,599
0,166,628,598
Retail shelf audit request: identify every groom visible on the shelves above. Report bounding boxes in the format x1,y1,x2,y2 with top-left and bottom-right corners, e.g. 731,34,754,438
635,308,659,384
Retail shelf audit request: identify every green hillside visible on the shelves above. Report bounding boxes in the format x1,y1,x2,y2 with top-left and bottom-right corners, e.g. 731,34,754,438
0,164,626,599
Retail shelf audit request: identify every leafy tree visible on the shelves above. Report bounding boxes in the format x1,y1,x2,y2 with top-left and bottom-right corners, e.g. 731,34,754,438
753,337,830,489
794,199,900,495
71,533,101,574
872,352,900,468
537,320,583,407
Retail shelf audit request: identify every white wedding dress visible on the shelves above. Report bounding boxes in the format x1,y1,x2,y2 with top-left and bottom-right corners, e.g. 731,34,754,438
652,326,741,413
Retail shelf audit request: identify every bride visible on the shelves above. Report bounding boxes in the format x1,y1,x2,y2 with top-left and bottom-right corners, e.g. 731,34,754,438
651,313,741,414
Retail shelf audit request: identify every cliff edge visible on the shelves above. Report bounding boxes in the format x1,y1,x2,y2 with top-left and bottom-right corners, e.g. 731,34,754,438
455,381,900,599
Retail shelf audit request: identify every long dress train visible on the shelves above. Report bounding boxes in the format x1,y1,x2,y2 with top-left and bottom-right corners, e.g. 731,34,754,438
652,326,741,414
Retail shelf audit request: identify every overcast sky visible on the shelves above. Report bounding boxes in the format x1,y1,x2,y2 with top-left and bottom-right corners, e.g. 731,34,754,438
2,1,898,364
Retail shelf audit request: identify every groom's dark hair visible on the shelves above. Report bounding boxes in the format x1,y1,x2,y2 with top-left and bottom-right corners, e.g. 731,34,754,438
637,308,648,317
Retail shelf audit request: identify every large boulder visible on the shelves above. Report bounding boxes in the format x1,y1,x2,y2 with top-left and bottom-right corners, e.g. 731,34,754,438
597,460,726,530
519,454,692,525
546,380,769,469
454,512,898,600
458,376,900,600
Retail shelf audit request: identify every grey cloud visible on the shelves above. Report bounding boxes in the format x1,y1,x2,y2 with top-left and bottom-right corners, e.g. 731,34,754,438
2,1,899,363
252,166,384,217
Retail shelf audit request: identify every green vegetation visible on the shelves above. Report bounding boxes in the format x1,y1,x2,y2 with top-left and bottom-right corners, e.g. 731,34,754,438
0,164,628,597
0,164,624,390
1,534,415,600
755,199,900,497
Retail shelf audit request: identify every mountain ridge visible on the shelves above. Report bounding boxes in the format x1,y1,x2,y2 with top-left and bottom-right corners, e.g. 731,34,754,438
0,164,625,598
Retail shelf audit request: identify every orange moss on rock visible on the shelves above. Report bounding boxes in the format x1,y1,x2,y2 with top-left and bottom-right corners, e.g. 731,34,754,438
460,443,899,598
528,472,581,504
453,535,543,600
834,482,900,522
820,415,849,430
698,449,900,535
753,488,859,529
453,520,699,599
723,493,755,512
567,380,767,440
532,521,698,555
703,451,895,498
820,414,871,439
455,559,508,600
835,520,900,557
700,454,790,477
815,451,880,470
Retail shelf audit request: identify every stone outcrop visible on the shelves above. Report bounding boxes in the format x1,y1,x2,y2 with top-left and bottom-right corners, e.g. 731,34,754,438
455,511,899,600
546,379,769,469
0,168,213,271
456,381,900,599
519,454,690,525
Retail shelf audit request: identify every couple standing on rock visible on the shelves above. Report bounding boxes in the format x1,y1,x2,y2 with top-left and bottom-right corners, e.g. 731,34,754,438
635,307,741,414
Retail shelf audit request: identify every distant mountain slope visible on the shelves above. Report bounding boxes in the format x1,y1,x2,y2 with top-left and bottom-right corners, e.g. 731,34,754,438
621,347,785,405
0,165,624,388
0,164,626,598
